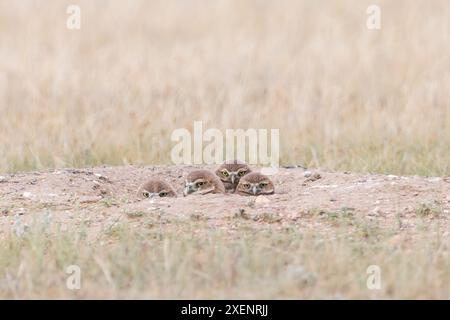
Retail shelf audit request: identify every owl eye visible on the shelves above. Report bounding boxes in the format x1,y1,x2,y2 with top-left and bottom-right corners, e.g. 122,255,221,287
259,182,268,187
142,191,150,198
238,170,247,177
197,181,205,187
242,183,250,189
159,191,168,197
222,170,229,177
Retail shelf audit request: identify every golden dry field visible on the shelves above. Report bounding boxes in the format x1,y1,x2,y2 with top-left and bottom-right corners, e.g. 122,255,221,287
0,0,448,175
0,0,449,300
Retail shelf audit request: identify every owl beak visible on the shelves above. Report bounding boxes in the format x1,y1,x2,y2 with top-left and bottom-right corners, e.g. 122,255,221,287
251,185,258,195
143,191,158,199
183,184,195,196
230,174,236,185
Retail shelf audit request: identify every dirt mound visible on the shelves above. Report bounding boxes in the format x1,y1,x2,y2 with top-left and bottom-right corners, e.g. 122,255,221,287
0,165,448,238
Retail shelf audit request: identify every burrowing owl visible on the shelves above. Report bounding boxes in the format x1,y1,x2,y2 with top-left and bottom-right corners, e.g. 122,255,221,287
236,172,275,196
137,179,177,198
184,170,225,196
215,160,251,193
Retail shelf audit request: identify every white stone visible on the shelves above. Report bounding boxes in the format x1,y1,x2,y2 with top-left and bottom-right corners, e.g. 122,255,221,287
255,195,271,204
22,192,33,199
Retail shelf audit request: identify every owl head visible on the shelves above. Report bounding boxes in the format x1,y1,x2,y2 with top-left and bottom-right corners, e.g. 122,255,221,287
236,172,275,196
137,179,177,198
184,169,225,196
215,160,251,191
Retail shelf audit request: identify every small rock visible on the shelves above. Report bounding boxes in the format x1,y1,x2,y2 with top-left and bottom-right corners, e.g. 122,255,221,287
0,176,6,182
22,192,34,199
255,195,271,205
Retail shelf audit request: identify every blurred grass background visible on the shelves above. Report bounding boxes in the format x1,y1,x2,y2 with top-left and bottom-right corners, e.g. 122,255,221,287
0,0,448,175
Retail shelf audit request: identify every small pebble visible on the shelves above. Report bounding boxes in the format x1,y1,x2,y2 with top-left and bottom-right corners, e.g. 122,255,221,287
255,196,271,205
22,192,33,199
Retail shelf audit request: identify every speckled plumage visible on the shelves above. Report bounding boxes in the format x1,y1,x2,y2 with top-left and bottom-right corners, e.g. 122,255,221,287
236,172,275,196
137,179,177,198
184,170,225,196
215,160,251,193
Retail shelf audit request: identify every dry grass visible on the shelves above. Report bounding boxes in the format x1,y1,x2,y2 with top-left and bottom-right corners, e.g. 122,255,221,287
0,0,449,175
0,1,449,300
1,214,448,299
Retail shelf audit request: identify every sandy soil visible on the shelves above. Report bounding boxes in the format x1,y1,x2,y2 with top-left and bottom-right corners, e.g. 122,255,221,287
0,165,449,239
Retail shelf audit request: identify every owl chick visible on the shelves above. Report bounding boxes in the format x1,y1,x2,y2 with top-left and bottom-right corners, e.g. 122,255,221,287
236,172,275,196
215,160,252,193
184,170,225,196
137,179,177,198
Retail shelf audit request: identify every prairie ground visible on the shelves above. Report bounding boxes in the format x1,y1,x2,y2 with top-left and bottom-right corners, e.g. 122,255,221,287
0,166,448,299
0,0,449,299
